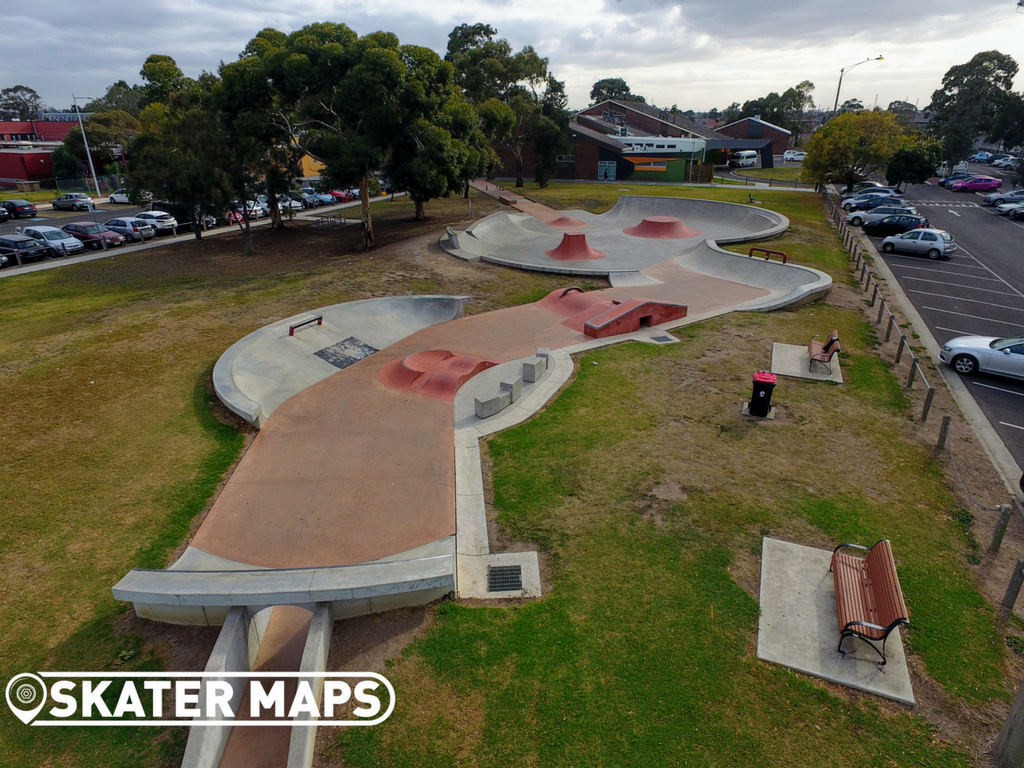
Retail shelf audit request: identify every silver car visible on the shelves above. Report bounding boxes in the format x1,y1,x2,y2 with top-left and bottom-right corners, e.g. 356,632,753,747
20,224,86,256
940,336,1024,380
104,217,155,243
879,228,956,260
846,205,917,227
982,189,1024,206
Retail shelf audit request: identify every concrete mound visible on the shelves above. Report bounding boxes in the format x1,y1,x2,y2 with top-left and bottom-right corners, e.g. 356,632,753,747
379,350,497,401
544,232,607,261
623,215,701,239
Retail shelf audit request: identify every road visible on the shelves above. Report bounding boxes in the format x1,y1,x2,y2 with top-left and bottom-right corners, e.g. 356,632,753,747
1,201,147,237
867,164,1024,470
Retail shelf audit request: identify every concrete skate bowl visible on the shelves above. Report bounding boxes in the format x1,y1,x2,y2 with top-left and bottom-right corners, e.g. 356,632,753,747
441,196,790,277
214,295,469,427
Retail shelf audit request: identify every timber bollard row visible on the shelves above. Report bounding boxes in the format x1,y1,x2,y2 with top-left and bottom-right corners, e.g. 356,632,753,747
820,189,936,422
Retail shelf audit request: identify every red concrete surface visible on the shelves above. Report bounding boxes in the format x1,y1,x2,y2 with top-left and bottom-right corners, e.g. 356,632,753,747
546,216,588,229
583,299,688,338
544,232,607,261
378,350,497,401
623,216,702,239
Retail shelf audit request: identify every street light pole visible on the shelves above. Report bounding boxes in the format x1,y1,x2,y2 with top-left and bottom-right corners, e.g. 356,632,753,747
832,56,884,114
72,94,103,200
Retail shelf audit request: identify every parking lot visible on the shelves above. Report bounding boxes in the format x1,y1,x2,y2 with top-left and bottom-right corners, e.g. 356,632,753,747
865,164,1024,469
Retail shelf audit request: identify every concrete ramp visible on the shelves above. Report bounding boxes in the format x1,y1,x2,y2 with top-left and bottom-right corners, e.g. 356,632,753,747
583,298,688,338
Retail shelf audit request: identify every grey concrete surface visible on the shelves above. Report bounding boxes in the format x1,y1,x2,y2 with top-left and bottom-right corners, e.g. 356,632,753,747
287,602,334,768
181,607,249,768
771,342,843,383
757,538,915,705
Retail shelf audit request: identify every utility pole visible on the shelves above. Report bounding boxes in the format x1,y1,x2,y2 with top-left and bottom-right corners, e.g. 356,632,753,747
72,94,102,200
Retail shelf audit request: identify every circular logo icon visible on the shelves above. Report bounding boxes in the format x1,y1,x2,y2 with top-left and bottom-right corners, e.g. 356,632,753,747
5,673,47,725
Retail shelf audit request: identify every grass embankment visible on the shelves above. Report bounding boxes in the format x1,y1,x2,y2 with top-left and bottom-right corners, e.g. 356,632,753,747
735,166,806,183
326,182,1006,767
0,190,573,767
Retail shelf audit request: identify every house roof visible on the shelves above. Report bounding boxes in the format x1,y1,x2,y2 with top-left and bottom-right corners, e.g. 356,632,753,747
569,122,630,153
718,116,792,135
581,100,724,141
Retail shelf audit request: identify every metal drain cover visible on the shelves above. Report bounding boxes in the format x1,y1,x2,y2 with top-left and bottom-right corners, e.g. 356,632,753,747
487,565,523,592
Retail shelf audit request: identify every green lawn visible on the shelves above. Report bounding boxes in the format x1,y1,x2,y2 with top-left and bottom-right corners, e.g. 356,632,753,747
735,166,806,183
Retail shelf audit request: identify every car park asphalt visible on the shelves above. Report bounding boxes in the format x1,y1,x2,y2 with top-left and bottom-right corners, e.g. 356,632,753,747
864,163,1024,470
0,201,148,236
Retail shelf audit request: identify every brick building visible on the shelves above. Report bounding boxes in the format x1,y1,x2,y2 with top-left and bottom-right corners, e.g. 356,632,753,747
716,116,792,156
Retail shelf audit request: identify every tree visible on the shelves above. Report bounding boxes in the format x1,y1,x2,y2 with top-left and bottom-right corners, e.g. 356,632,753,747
446,24,561,188
886,100,918,123
0,85,46,120
84,81,145,117
803,110,908,192
589,77,644,105
140,55,197,107
885,139,942,191
50,144,83,180
129,84,233,240
63,110,140,169
840,98,864,112
928,51,1018,165
721,102,742,124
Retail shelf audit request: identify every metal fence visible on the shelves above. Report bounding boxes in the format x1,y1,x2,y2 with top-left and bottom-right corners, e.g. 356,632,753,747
820,188,936,421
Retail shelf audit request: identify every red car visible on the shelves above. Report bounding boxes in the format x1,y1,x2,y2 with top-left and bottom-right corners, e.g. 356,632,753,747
1,199,38,218
62,221,127,250
329,190,356,202
951,175,1000,192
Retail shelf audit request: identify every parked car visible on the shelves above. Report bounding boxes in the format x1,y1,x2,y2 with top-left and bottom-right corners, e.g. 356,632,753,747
108,189,130,204
937,161,969,176
300,187,335,206
135,210,179,235
982,189,1024,206
940,335,1024,380
849,181,885,193
988,153,1011,164
62,221,126,249
862,214,929,237
879,228,956,260
782,150,807,162
223,210,244,225
104,217,155,243
1,199,38,218
846,205,918,227
938,172,973,188
51,192,94,211
0,233,48,265
150,201,217,232
329,190,355,202
850,195,907,213
996,201,1024,216
951,175,1000,192
840,187,899,203
1009,206,1024,221
728,150,759,168
969,152,994,163
277,193,304,211
0,206,8,223
19,224,86,256
991,156,1020,169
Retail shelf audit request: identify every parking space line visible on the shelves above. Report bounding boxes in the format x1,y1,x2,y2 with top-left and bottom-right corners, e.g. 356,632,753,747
972,382,1024,397
1001,422,1024,431
909,290,1024,312
953,243,1024,297
922,306,1024,328
887,260,990,273
900,277,1020,296
936,326,974,336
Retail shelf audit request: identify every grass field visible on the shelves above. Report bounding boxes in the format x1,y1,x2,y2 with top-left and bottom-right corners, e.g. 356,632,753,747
734,166,806,183
0,180,1013,766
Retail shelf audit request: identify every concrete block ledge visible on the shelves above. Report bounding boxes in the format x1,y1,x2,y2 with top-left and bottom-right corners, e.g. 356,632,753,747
113,555,454,609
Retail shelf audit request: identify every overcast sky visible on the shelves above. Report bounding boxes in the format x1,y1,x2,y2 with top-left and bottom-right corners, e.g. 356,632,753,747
2,0,1023,115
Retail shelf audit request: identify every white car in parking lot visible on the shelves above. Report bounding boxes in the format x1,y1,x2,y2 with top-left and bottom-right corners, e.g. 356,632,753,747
983,189,1024,206
846,204,918,227
879,228,956,260
992,157,1020,169
996,201,1024,216
136,210,179,235
940,335,1024,380
782,150,807,162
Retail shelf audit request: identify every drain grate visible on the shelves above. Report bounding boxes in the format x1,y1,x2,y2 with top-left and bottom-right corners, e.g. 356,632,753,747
315,337,379,369
487,565,523,593
650,334,675,344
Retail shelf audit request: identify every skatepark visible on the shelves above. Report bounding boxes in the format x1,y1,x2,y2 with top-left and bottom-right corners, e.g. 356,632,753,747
110,192,832,767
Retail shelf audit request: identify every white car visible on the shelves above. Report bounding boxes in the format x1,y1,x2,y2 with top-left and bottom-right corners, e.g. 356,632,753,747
992,157,1019,169
940,335,1024,380
136,210,179,235
880,228,956,260
109,189,131,204
782,150,807,162
846,205,918,227
19,224,86,256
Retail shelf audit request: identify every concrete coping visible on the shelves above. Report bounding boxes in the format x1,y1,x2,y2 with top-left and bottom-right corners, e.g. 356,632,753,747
112,555,454,607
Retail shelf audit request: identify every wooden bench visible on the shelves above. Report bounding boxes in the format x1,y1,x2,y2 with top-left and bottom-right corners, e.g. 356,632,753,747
808,330,841,374
830,539,909,665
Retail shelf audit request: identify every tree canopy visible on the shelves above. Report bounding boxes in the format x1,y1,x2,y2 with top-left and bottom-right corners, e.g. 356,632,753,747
803,111,908,191
84,81,145,117
589,78,645,105
0,85,46,120
731,81,814,134
885,138,942,191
